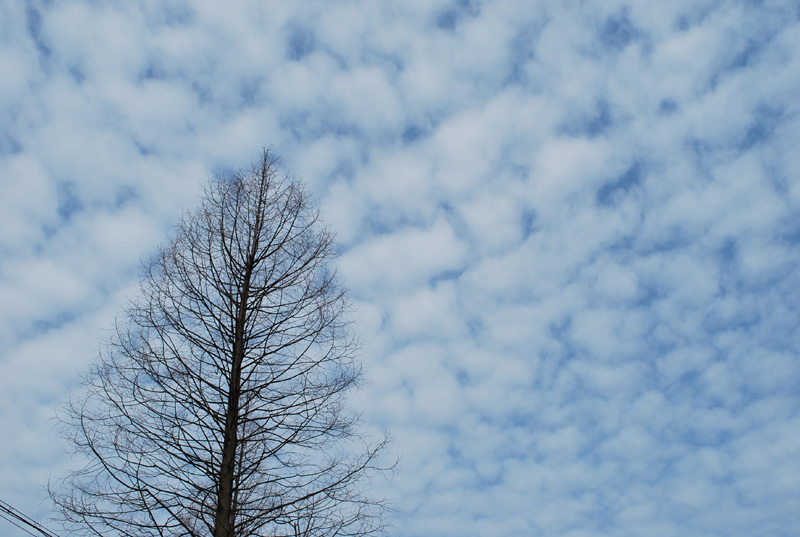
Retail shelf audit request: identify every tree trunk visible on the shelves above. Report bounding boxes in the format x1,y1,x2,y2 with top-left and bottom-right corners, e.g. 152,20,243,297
215,235,258,537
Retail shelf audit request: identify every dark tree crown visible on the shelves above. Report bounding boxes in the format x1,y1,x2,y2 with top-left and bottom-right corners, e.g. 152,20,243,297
51,150,390,537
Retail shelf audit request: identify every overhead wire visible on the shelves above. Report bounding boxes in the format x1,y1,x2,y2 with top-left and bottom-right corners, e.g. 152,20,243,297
0,510,43,537
0,498,60,537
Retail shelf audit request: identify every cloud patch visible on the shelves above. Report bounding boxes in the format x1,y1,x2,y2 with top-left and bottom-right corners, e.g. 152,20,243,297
1,1,800,537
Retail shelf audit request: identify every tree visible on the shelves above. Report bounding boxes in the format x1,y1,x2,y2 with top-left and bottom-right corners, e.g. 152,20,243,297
51,150,390,537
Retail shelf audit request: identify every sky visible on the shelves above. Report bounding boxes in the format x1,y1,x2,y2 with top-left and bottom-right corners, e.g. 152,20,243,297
1,0,800,536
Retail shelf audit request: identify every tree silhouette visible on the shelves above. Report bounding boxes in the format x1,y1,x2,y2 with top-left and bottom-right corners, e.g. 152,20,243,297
51,150,389,537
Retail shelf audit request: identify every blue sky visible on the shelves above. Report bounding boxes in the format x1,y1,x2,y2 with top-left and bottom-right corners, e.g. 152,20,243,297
2,1,800,536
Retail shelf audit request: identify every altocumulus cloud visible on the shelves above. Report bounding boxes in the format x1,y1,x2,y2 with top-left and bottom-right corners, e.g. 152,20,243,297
1,0,800,536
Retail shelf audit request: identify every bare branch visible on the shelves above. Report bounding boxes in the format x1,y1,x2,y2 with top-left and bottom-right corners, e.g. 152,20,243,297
51,149,392,537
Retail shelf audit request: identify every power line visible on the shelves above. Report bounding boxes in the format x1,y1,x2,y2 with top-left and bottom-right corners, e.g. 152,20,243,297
0,499,60,537
0,510,43,537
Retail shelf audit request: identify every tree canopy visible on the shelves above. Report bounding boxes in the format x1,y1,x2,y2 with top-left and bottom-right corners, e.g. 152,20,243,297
51,150,389,537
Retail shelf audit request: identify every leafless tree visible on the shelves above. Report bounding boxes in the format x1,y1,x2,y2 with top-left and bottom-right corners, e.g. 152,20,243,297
51,150,390,537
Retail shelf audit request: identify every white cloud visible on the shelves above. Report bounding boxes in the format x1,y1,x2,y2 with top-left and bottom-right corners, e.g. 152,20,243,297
339,217,467,295
2,1,800,536
0,154,58,247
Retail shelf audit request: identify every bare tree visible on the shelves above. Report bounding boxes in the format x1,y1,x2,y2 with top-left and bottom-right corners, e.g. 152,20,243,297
51,150,390,537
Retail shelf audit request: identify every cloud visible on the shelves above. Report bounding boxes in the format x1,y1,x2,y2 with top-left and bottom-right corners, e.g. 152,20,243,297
339,217,468,295
2,1,800,536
